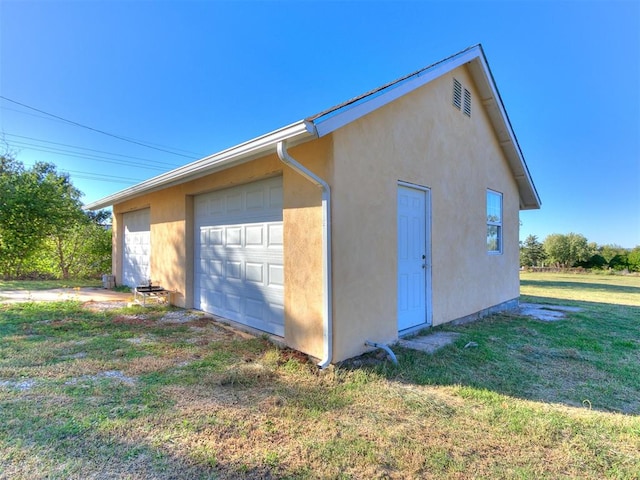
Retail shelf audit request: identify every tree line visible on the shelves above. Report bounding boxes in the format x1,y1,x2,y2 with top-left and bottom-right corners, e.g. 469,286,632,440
0,155,111,280
520,233,640,272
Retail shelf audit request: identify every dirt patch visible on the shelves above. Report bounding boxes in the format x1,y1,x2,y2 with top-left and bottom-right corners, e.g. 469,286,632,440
112,315,157,327
158,310,203,324
398,332,461,354
0,379,36,391
184,316,218,327
124,355,197,376
278,348,312,365
0,288,132,304
59,351,87,360
83,300,129,311
65,370,136,386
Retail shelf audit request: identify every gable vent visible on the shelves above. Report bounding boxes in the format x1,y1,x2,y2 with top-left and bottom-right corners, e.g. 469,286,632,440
463,88,471,117
453,78,462,110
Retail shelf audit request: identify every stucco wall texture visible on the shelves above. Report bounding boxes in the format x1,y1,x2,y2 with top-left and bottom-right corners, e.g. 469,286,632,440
329,66,520,361
112,63,521,364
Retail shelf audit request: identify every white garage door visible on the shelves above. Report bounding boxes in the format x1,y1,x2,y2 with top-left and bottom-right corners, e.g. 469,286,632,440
194,176,284,336
122,208,151,287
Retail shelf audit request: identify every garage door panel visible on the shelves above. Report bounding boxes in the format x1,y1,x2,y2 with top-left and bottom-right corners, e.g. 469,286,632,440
246,263,264,284
226,293,241,315
268,224,283,246
194,177,284,336
227,192,243,213
269,185,283,209
200,227,224,246
245,225,264,246
268,264,284,287
267,305,285,337
225,227,242,246
226,261,242,280
246,188,265,210
245,298,264,322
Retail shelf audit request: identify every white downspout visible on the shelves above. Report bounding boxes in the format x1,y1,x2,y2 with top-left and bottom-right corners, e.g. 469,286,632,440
276,141,333,369
364,340,398,365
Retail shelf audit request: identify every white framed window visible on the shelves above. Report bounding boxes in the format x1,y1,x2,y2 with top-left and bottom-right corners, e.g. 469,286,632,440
486,190,502,254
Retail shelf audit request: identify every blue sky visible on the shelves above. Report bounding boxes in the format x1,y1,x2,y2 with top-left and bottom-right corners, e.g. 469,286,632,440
1,1,638,248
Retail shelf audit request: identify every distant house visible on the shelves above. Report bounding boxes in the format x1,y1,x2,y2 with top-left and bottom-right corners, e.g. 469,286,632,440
87,45,541,365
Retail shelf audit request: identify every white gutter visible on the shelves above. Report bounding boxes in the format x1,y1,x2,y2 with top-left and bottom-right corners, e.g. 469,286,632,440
276,141,333,369
85,120,316,210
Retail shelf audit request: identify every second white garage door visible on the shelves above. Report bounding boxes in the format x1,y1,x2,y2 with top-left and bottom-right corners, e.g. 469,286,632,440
122,208,151,288
194,176,284,336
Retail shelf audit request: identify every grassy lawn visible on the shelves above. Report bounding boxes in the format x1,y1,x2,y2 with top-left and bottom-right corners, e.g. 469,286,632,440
0,274,638,479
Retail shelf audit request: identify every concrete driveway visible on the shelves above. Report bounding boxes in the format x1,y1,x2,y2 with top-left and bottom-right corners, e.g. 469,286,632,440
0,287,133,304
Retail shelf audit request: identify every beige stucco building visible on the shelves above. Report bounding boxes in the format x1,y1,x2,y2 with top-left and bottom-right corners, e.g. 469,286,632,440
88,45,540,365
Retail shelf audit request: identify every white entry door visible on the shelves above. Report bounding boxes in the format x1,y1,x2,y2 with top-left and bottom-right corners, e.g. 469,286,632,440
122,208,151,288
194,177,284,337
397,184,432,331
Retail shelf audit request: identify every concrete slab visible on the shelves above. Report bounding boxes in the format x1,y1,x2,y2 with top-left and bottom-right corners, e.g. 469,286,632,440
398,331,461,354
519,303,583,322
0,287,132,304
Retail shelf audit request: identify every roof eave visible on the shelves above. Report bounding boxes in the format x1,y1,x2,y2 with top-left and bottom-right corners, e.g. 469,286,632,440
85,120,317,210
466,49,541,210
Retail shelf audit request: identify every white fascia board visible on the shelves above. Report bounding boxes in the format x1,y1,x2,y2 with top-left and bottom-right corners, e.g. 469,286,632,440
85,120,317,210
312,47,482,137
468,54,541,210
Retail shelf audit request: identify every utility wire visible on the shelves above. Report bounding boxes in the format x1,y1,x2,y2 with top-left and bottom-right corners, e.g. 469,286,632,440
62,172,141,185
1,105,74,126
0,95,202,159
58,168,143,183
3,132,179,168
8,141,172,172
8,142,167,171
19,162,144,185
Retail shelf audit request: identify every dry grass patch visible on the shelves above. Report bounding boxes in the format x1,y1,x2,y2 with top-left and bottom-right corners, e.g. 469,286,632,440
1,280,640,479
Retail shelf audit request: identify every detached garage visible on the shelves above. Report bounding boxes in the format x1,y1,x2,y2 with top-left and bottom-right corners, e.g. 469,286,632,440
88,45,540,365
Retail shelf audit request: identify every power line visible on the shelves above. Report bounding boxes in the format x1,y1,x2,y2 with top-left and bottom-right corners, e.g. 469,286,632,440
61,170,141,185
59,168,144,183
7,141,172,172
4,132,181,169
0,96,203,159
19,162,144,185
0,105,74,126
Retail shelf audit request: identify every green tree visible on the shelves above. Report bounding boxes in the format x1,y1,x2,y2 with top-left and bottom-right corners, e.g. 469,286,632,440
599,244,626,264
520,234,546,267
543,233,591,268
608,253,629,271
1,157,57,276
46,210,112,279
628,246,640,272
579,254,607,269
0,156,91,278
